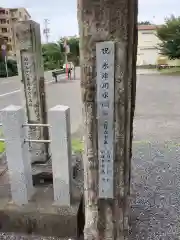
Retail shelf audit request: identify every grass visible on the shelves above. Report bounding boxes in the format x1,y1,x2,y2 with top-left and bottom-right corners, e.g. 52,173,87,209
0,129,5,154
71,138,84,153
0,142,5,154
159,67,180,75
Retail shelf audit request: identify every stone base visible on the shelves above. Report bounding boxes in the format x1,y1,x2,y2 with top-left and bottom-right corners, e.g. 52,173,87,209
0,171,84,238
0,204,79,237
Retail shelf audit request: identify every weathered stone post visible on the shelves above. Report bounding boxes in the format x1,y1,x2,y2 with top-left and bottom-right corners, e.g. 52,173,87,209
0,105,34,206
48,105,72,206
15,20,49,163
77,0,138,239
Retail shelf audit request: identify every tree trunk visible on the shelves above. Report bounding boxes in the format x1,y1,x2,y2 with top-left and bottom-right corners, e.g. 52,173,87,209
77,0,138,239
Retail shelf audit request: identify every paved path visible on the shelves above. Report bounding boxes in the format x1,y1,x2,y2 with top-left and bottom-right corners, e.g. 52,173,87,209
136,68,160,75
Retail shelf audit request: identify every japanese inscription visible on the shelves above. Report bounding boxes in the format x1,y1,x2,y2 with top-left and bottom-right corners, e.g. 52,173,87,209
21,51,37,120
21,51,41,150
96,41,115,199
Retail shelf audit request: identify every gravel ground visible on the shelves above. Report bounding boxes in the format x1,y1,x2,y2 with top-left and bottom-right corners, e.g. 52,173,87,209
130,142,180,240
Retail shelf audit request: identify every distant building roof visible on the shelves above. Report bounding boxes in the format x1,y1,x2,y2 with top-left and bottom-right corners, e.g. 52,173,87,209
9,7,31,18
138,25,157,30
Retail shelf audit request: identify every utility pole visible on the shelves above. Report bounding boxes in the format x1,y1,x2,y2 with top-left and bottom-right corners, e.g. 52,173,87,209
77,0,138,239
63,38,70,79
43,19,50,43
1,44,8,78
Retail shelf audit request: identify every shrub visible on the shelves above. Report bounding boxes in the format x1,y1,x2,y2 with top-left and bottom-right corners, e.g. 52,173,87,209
0,59,18,78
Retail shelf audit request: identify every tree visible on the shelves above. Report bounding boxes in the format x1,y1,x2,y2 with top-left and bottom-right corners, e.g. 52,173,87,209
42,42,64,70
67,37,80,66
157,15,180,59
77,0,138,239
42,37,80,70
58,36,80,66
138,21,151,25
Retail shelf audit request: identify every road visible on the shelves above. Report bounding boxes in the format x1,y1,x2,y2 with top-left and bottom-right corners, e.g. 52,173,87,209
0,69,82,135
0,69,179,142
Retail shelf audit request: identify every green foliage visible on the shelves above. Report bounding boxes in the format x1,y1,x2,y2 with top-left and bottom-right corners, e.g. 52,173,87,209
0,142,5,153
0,59,18,78
138,21,151,25
72,139,84,153
66,37,80,66
42,36,80,71
157,15,180,59
42,42,64,70
0,129,5,153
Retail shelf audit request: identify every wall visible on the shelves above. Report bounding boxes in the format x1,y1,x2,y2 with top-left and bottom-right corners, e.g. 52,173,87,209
137,29,160,65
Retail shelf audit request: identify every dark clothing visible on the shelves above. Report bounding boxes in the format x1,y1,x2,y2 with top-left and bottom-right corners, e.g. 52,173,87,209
68,68,72,79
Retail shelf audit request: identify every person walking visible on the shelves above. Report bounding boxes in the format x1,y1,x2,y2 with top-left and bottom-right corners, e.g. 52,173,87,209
68,67,72,79
67,62,73,80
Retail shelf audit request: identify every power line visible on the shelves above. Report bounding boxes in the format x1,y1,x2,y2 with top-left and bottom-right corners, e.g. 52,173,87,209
43,19,50,43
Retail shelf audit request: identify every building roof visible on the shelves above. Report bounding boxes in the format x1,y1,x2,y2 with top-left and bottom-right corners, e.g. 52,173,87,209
138,25,157,30
9,7,31,18
19,8,31,18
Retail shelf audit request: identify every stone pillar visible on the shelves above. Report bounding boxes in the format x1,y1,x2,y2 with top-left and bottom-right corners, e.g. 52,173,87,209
0,105,34,206
48,105,72,206
77,0,138,239
15,20,49,164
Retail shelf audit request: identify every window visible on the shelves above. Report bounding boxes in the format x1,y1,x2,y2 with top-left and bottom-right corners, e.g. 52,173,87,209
0,10,5,14
19,12,22,17
4,37,8,42
2,28,8,33
0,19,6,24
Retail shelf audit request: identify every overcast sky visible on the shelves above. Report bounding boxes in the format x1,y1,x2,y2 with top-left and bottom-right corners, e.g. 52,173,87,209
1,0,180,42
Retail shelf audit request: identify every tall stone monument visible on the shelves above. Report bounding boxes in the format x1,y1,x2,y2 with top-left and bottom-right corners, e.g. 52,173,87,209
15,20,49,163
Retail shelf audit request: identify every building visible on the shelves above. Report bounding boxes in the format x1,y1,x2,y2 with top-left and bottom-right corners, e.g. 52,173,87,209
137,25,161,66
0,7,31,57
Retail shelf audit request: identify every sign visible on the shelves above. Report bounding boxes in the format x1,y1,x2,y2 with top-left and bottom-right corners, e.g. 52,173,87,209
1,44,6,58
96,41,115,199
21,51,40,121
1,44,6,50
21,51,41,149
